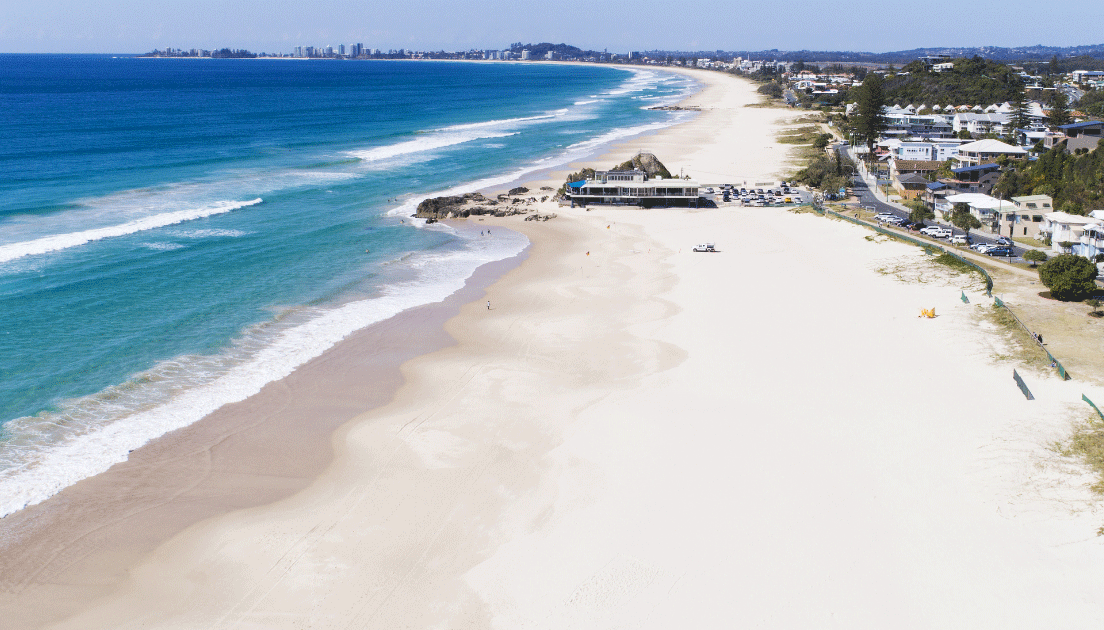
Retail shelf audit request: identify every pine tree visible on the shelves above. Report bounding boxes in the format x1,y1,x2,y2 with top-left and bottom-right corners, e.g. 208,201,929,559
1050,92,1071,129
855,73,888,160
1010,83,1030,134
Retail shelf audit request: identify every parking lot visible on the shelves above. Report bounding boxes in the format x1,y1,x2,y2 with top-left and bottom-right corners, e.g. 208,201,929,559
701,182,809,207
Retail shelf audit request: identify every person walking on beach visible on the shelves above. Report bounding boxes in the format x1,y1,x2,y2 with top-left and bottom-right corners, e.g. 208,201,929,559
486,300,491,310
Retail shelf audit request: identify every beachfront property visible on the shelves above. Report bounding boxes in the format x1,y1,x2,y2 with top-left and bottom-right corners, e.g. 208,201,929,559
564,170,703,207
936,192,1014,230
1039,211,1104,254
996,194,1052,239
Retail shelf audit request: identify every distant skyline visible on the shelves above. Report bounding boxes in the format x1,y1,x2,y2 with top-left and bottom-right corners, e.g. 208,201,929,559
4,0,1104,55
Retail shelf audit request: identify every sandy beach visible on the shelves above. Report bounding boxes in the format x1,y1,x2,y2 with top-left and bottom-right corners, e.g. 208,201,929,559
6,66,1104,628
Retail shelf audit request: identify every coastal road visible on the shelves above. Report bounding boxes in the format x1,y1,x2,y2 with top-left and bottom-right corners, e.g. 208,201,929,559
837,144,1026,264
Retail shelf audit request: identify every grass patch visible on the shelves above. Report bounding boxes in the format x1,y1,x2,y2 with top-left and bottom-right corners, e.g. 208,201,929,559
1056,414,1104,498
1013,236,1044,247
776,125,822,145
981,304,1052,369
934,252,982,277
789,205,820,215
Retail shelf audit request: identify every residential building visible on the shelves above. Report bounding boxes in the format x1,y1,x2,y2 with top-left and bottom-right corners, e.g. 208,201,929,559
955,139,1027,166
937,193,1014,230
936,163,1003,195
997,195,1052,239
894,173,932,199
952,113,1011,137
565,170,702,207
1039,212,1101,254
1057,121,1104,153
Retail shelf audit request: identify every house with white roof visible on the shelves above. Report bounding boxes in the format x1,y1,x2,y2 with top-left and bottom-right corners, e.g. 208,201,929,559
955,139,1027,166
1039,211,1100,254
936,193,1013,229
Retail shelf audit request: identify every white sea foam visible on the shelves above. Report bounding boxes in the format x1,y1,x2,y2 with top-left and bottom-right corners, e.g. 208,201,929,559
349,106,588,166
166,228,252,239
0,198,262,264
139,242,186,251
0,228,528,518
348,131,518,163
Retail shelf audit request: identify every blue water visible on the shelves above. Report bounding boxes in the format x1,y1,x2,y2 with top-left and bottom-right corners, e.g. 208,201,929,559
0,54,695,515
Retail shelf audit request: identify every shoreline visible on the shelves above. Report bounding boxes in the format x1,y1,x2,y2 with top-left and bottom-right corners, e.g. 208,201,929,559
0,63,726,627
11,67,1102,628
0,243,529,627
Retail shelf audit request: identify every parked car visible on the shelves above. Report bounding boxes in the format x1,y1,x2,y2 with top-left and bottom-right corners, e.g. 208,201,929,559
950,234,971,245
995,236,1012,246
985,247,1013,257
693,243,716,252
923,227,952,238
883,216,904,226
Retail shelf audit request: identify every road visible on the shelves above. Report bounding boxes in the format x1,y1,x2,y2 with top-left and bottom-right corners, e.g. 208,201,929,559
837,144,1026,263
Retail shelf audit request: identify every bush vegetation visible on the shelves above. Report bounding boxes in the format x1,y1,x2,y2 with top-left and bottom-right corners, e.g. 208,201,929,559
883,56,1025,106
993,141,1104,215
1038,254,1099,300
793,152,852,193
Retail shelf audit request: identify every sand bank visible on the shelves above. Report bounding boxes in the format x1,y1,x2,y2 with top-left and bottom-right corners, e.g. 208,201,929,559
8,68,1104,628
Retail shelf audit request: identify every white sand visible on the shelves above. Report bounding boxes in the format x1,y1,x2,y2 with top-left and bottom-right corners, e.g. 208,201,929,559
43,69,1104,629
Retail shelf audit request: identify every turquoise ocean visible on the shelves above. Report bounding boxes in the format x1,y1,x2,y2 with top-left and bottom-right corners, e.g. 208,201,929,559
0,55,696,516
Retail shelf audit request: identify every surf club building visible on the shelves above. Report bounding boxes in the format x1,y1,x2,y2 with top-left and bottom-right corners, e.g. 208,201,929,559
565,170,703,208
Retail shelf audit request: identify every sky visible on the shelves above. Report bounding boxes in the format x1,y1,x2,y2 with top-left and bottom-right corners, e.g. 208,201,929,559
3,0,1104,55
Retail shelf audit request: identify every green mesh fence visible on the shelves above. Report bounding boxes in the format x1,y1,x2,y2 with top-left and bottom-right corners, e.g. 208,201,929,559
1084,394,1104,421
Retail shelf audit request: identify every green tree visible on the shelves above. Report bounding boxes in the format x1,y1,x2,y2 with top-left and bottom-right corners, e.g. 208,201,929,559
1010,83,1030,133
1039,254,1099,300
909,204,935,226
950,203,982,236
1023,249,1048,267
854,73,888,159
812,133,833,149
1049,92,1071,129
957,128,973,140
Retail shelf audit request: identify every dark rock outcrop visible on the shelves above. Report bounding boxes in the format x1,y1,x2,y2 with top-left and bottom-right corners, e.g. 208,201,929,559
508,186,529,195
414,191,538,220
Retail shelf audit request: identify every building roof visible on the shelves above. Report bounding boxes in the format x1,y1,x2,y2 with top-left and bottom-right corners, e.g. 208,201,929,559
946,193,1012,209
951,163,1001,174
927,181,949,191
893,160,943,171
957,139,1027,155
897,173,931,185
1045,211,1098,224
1011,194,1052,203
1058,120,1103,130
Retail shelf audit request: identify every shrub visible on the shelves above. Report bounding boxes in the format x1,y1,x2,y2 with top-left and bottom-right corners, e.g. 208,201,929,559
1039,254,1099,300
